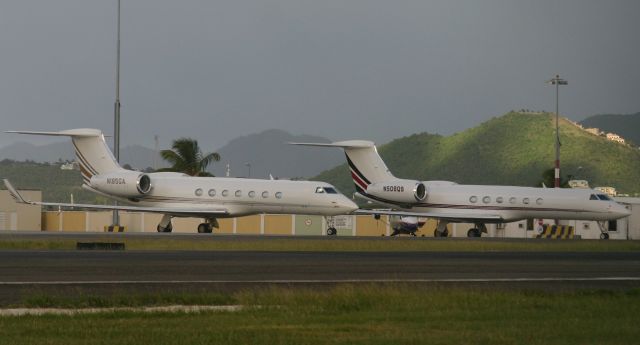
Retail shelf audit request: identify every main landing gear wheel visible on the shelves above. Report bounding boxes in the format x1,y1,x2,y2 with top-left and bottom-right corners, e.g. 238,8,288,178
600,233,610,240
433,229,449,237
157,222,173,233
197,223,213,233
467,228,481,237
327,227,337,236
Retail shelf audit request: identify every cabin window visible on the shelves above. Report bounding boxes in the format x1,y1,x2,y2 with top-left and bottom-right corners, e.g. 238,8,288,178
262,191,269,198
523,198,530,205
248,191,256,198
482,196,491,204
195,188,203,197
208,189,216,197
275,192,283,199
496,197,504,203
235,190,242,197
469,196,478,203
222,190,229,197
536,198,543,205
509,197,517,204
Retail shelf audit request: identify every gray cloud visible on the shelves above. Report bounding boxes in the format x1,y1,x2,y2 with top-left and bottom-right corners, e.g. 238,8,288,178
1,0,638,150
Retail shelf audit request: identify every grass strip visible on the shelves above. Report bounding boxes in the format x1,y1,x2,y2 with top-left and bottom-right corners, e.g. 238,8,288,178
0,285,638,345
1,237,640,252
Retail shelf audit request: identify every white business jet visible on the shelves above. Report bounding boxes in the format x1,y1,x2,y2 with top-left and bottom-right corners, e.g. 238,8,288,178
291,140,630,237
4,129,358,233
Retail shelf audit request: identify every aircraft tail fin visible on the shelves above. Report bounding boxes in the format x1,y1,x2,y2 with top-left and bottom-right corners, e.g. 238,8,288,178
290,140,395,192
6,129,122,184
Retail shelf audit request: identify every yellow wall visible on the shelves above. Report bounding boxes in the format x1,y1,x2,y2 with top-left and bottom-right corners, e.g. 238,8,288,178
43,211,87,232
216,218,234,233
236,215,260,234
264,215,292,235
356,215,389,236
42,212,61,231
172,218,204,233
87,212,114,232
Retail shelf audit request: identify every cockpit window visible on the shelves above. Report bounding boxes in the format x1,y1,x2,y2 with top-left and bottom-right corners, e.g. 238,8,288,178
316,186,338,194
590,194,613,201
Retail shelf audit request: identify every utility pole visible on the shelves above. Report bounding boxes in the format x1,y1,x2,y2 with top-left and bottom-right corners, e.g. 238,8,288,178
547,74,568,188
153,135,159,170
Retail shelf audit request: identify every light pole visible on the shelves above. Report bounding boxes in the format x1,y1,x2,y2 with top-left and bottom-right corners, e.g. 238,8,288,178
112,0,122,227
547,74,568,188
245,163,251,178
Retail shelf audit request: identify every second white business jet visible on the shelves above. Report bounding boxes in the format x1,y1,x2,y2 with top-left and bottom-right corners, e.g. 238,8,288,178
291,140,630,237
5,129,357,233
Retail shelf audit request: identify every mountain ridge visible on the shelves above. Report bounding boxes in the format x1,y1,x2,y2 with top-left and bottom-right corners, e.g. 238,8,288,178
579,112,640,146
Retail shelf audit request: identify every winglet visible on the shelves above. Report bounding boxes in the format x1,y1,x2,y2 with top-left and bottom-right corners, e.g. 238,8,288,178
3,179,30,204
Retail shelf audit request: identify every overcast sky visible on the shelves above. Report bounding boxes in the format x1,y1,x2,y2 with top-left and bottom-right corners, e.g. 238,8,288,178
0,0,638,150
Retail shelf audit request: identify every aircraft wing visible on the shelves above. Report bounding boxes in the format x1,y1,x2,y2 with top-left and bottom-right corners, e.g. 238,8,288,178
354,209,504,223
3,179,229,217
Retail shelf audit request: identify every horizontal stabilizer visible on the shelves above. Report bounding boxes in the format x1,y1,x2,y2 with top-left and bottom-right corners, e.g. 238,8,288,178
289,140,375,149
5,128,102,137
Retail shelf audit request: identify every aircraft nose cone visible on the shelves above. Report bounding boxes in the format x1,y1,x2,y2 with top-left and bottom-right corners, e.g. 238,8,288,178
612,203,631,218
619,206,631,217
338,197,359,213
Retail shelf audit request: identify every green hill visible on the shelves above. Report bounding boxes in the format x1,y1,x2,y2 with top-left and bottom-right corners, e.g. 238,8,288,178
315,112,640,196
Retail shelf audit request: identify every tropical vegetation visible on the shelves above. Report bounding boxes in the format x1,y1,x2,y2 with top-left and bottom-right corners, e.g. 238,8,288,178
157,138,220,177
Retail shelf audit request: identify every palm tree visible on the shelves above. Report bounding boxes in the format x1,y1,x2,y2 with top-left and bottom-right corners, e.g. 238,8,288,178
537,168,572,188
158,138,220,176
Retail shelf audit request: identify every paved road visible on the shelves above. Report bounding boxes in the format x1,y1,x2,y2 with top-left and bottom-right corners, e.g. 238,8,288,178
0,248,639,303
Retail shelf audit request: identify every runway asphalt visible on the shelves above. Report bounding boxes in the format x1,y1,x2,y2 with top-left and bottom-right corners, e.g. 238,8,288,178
0,241,639,303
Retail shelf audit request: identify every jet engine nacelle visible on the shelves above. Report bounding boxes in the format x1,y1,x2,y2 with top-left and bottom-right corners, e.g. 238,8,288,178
90,171,152,197
366,180,427,203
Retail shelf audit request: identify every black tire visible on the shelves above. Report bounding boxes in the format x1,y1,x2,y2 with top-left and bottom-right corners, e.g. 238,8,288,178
600,233,609,240
442,229,449,237
157,223,172,233
197,223,208,233
327,227,337,236
467,228,480,237
164,222,173,233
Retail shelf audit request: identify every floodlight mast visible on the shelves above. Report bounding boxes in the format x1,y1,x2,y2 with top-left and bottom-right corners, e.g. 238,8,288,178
112,0,122,227
547,74,568,189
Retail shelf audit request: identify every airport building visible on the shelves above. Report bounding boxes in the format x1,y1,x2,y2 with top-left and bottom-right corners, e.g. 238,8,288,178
2,190,639,239
0,190,41,231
